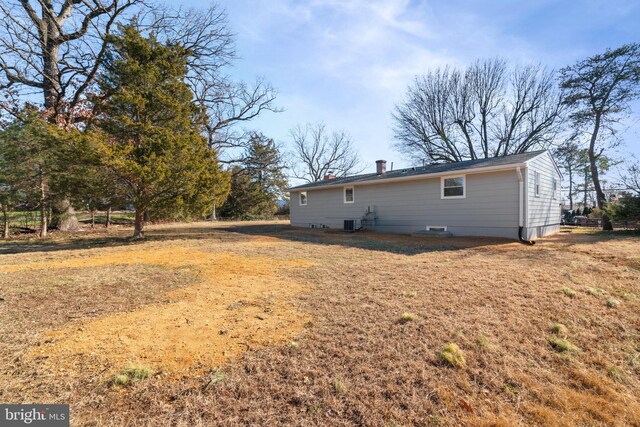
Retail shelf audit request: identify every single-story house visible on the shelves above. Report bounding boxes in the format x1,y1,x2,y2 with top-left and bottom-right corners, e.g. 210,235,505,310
287,150,562,241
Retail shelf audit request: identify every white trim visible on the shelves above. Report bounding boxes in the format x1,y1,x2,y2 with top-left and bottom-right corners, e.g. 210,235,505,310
343,186,354,203
440,175,466,199
299,191,307,206
552,177,557,200
286,162,527,192
516,166,524,227
426,225,447,231
534,171,541,197
523,166,529,228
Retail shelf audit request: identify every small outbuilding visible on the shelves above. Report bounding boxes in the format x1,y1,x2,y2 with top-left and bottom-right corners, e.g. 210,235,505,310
288,150,562,240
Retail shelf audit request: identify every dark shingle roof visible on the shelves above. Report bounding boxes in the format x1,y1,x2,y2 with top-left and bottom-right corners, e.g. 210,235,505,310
288,150,547,191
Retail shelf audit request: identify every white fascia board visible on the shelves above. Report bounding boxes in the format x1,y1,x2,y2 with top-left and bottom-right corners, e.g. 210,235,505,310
287,163,527,192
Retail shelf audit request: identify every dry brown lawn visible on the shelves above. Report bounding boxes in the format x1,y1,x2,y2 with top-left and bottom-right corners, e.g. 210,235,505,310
0,221,638,426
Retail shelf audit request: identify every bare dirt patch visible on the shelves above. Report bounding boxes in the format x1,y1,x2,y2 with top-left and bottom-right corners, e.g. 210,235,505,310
3,246,312,379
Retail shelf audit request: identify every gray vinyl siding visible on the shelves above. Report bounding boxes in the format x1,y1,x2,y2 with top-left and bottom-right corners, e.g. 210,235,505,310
524,152,562,239
290,169,521,239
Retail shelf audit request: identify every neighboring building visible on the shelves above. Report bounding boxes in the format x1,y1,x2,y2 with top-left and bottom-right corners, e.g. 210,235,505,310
288,150,562,240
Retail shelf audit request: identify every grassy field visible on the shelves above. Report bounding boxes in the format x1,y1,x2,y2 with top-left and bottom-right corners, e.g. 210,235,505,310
0,222,638,426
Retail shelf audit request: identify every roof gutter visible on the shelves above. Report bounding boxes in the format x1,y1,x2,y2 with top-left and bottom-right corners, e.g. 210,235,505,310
287,162,529,192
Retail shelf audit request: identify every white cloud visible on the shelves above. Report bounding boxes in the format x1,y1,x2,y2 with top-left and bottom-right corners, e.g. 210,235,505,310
216,0,640,167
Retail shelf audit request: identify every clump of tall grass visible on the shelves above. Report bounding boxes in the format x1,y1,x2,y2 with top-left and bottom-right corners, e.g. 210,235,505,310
551,323,568,337
548,336,579,353
439,343,465,368
559,287,577,298
608,367,627,382
585,287,605,296
113,365,152,387
399,312,416,324
477,334,492,349
333,377,347,395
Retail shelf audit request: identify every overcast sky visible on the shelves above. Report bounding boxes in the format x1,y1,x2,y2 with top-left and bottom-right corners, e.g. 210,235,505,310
175,0,640,173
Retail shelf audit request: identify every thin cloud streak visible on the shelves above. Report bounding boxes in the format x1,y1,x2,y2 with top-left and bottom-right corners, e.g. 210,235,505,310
182,0,640,169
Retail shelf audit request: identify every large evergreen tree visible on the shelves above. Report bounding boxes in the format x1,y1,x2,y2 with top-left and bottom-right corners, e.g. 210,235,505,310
91,25,229,237
0,110,89,237
221,132,287,218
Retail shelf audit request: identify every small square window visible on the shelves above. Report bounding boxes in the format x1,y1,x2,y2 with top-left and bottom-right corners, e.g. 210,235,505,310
441,176,465,198
344,187,354,203
299,191,307,206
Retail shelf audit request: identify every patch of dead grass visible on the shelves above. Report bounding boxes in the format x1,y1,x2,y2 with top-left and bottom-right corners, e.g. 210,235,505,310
0,222,639,426
14,247,313,378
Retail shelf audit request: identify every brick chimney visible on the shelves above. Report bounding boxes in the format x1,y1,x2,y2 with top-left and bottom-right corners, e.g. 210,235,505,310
375,160,387,175
323,171,336,180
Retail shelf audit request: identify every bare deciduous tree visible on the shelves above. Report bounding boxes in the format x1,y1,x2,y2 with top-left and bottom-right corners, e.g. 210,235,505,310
620,158,640,195
560,43,640,230
392,59,563,164
138,6,280,162
205,79,281,161
0,0,140,120
290,123,364,183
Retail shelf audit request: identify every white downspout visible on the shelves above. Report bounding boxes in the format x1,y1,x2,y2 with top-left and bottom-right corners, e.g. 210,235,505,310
516,166,534,245
516,167,524,227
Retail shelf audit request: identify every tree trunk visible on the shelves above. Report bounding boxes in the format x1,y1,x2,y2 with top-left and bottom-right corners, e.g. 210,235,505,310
50,199,81,231
2,206,8,239
587,114,613,230
41,18,82,232
210,203,217,221
43,30,79,232
42,15,62,113
91,210,95,228
105,206,112,228
39,174,47,238
568,168,573,210
133,208,145,238
583,168,589,208
588,152,606,209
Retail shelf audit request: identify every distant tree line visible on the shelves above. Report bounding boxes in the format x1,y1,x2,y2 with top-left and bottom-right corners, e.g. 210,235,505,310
0,2,280,238
393,43,640,229
1,0,638,235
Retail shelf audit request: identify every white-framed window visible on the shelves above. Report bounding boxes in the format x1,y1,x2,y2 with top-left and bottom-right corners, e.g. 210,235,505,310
344,186,354,203
552,178,557,199
299,191,307,206
441,175,465,199
534,171,541,197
